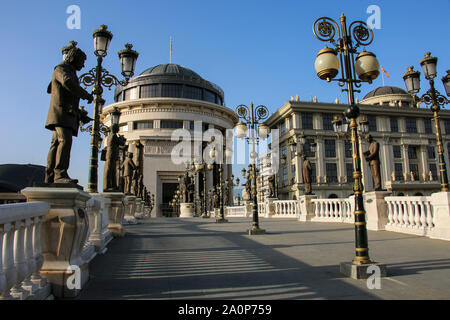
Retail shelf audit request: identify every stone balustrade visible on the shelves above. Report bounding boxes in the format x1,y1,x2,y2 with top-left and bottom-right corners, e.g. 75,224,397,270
385,196,434,236
310,198,354,223
0,202,52,300
225,206,246,217
273,200,299,218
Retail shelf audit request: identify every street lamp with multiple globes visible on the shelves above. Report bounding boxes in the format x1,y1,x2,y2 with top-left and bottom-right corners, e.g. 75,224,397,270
79,25,139,193
209,147,231,223
402,53,450,192
235,103,270,235
312,14,383,273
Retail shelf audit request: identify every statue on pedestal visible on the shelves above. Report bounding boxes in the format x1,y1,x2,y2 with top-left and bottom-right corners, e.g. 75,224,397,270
122,152,136,195
103,125,126,192
302,155,313,195
45,47,93,184
363,134,382,191
268,174,276,198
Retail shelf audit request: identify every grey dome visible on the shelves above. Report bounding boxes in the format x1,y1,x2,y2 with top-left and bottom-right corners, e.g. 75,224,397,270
363,86,408,100
115,63,225,106
139,64,202,79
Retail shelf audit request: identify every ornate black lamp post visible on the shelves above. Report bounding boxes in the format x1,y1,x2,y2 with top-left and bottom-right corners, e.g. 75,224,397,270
79,25,139,193
313,14,381,269
402,53,450,192
194,160,210,218
209,147,229,223
235,103,270,235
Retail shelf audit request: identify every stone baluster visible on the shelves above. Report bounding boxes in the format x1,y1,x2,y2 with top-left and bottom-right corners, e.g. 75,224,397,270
414,201,421,229
0,224,7,298
31,216,46,290
426,202,433,228
1,221,15,299
21,217,37,296
10,219,29,300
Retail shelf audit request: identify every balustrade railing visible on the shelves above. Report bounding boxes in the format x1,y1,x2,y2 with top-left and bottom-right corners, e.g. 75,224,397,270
273,200,299,218
0,202,51,300
311,198,353,223
385,196,434,236
225,206,246,217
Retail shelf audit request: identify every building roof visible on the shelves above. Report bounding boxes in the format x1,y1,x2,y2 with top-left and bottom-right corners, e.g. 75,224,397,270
138,64,203,79
115,63,225,105
363,86,408,99
0,164,45,193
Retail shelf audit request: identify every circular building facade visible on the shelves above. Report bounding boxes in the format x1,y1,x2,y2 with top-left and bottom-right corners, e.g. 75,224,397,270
102,64,238,217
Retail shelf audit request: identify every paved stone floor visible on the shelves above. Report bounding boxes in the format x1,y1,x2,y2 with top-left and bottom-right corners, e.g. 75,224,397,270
80,217,450,300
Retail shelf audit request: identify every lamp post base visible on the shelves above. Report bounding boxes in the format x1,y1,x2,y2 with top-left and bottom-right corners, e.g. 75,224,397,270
340,261,387,279
248,227,266,235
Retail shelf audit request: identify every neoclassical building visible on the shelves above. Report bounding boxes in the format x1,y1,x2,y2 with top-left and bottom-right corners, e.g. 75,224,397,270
101,64,238,216
262,86,450,199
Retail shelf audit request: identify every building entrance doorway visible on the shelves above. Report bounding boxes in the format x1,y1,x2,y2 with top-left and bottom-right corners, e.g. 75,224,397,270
161,183,178,217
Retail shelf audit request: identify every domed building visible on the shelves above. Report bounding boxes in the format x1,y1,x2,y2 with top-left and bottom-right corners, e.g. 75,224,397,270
101,64,238,216
262,86,450,199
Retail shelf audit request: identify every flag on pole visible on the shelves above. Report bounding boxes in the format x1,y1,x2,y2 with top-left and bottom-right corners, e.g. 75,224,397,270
170,36,173,64
381,66,389,78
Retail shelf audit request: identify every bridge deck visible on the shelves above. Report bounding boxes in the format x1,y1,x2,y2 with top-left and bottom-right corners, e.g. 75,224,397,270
80,217,450,300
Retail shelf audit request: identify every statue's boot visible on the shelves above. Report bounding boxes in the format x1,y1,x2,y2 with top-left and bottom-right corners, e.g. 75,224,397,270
54,177,79,184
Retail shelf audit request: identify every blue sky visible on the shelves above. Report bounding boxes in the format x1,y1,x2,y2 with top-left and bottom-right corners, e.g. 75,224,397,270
1,0,449,190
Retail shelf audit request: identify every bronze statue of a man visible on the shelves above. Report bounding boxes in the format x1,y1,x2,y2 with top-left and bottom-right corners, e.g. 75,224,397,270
268,174,276,198
103,124,126,192
364,134,382,191
45,47,93,184
302,155,313,195
122,152,137,195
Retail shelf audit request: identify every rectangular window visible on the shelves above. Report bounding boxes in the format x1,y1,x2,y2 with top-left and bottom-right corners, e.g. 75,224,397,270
160,120,183,129
346,163,354,183
390,117,398,132
394,163,404,181
326,163,338,183
204,90,216,103
444,119,450,134
281,145,287,158
291,164,296,183
311,162,316,183
322,113,334,131
119,124,128,132
424,118,433,134
429,163,438,180
427,146,436,159
324,139,336,158
283,167,288,186
289,117,293,130
183,85,202,100
408,146,417,160
368,115,377,132
140,84,159,98
393,145,402,158
280,121,286,136
409,163,419,179
302,113,314,130
345,141,352,158
133,121,154,130
161,84,182,98
405,118,418,133
124,87,138,100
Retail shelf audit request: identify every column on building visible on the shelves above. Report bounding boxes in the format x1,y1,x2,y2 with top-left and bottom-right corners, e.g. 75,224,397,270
336,136,346,184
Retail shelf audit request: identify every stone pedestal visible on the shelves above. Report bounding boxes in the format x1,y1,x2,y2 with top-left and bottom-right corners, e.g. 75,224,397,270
265,198,278,217
179,203,195,218
134,198,144,219
298,195,317,221
123,195,137,225
87,194,113,254
21,187,91,299
340,262,387,280
429,192,450,241
363,191,391,231
103,192,126,238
